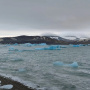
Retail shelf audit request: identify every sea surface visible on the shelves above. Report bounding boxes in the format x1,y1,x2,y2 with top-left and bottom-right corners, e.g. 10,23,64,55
0,44,90,90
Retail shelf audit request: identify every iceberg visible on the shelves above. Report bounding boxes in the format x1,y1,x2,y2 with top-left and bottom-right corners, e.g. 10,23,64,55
0,84,13,89
88,44,90,46
18,68,26,72
9,47,18,51
68,62,78,68
35,45,60,50
73,45,80,47
11,58,23,61
53,61,78,68
4,44,11,47
13,43,18,46
24,43,32,47
39,43,47,46
22,43,46,47
35,48,45,50
60,46,67,48
53,61,64,66
9,47,24,52
22,43,37,47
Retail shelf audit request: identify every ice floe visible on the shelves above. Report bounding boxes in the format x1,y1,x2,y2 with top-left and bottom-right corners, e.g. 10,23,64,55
35,45,60,50
53,61,78,68
18,68,26,72
0,84,13,89
9,47,18,51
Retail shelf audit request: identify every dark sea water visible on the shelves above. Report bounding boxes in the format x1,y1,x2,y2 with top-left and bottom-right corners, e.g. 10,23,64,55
0,44,90,90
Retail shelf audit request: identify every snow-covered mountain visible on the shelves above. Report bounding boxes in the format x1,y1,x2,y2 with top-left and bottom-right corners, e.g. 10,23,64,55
63,36,90,41
0,35,90,44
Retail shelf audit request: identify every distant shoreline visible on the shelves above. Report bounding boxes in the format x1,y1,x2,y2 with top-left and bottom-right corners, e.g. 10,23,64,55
0,35,90,45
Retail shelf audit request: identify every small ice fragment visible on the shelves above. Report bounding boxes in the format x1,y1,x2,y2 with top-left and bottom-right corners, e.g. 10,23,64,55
12,58,23,61
53,61,78,68
53,61,64,66
18,68,26,72
37,87,48,90
0,84,13,89
9,47,18,51
9,47,15,51
73,45,80,47
13,43,18,46
24,43,32,47
39,43,47,46
35,45,60,50
69,62,78,68
35,48,44,50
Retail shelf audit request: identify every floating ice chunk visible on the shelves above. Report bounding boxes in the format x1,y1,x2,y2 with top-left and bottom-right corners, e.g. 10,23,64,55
13,43,18,46
88,44,90,46
49,46,56,50
60,46,67,48
48,45,60,50
9,47,15,51
68,62,78,68
53,61,64,66
39,43,47,46
69,44,73,46
6,44,11,46
11,58,23,61
23,43,33,47
35,45,60,50
79,44,83,46
37,87,49,90
9,47,18,51
53,61,78,68
73,45,80,47
9,47,23,52
35,48,44,50
18,68,26,72
0,84,13,89
17,50,23,52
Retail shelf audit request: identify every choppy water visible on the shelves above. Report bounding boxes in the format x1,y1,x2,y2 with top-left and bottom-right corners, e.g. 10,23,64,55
0,44,90,90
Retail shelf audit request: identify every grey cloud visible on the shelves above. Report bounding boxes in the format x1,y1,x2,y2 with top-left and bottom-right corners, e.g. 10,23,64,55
0,0,90,31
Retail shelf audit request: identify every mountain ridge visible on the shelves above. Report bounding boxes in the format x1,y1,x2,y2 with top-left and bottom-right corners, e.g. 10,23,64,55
0,35,90,45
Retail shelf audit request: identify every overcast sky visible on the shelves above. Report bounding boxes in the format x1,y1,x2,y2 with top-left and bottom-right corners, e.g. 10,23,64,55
0,0,90,37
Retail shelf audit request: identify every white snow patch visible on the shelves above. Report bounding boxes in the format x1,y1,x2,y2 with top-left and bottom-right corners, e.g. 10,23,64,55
50,37,59,40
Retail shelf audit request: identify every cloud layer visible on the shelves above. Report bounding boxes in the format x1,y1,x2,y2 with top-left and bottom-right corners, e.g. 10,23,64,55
0,0,90,37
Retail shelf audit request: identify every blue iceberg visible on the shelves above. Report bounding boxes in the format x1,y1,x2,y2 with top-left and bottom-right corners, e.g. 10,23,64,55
53,61,78,68
9,47,23,52
18,68,26,72
39,43,47,46
13,43,18,46
23,43,32,47
0,85,13,89
73,45,80,47
53,61,64,66
9,47,18,51
35,45,61,50
68,62,78,68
